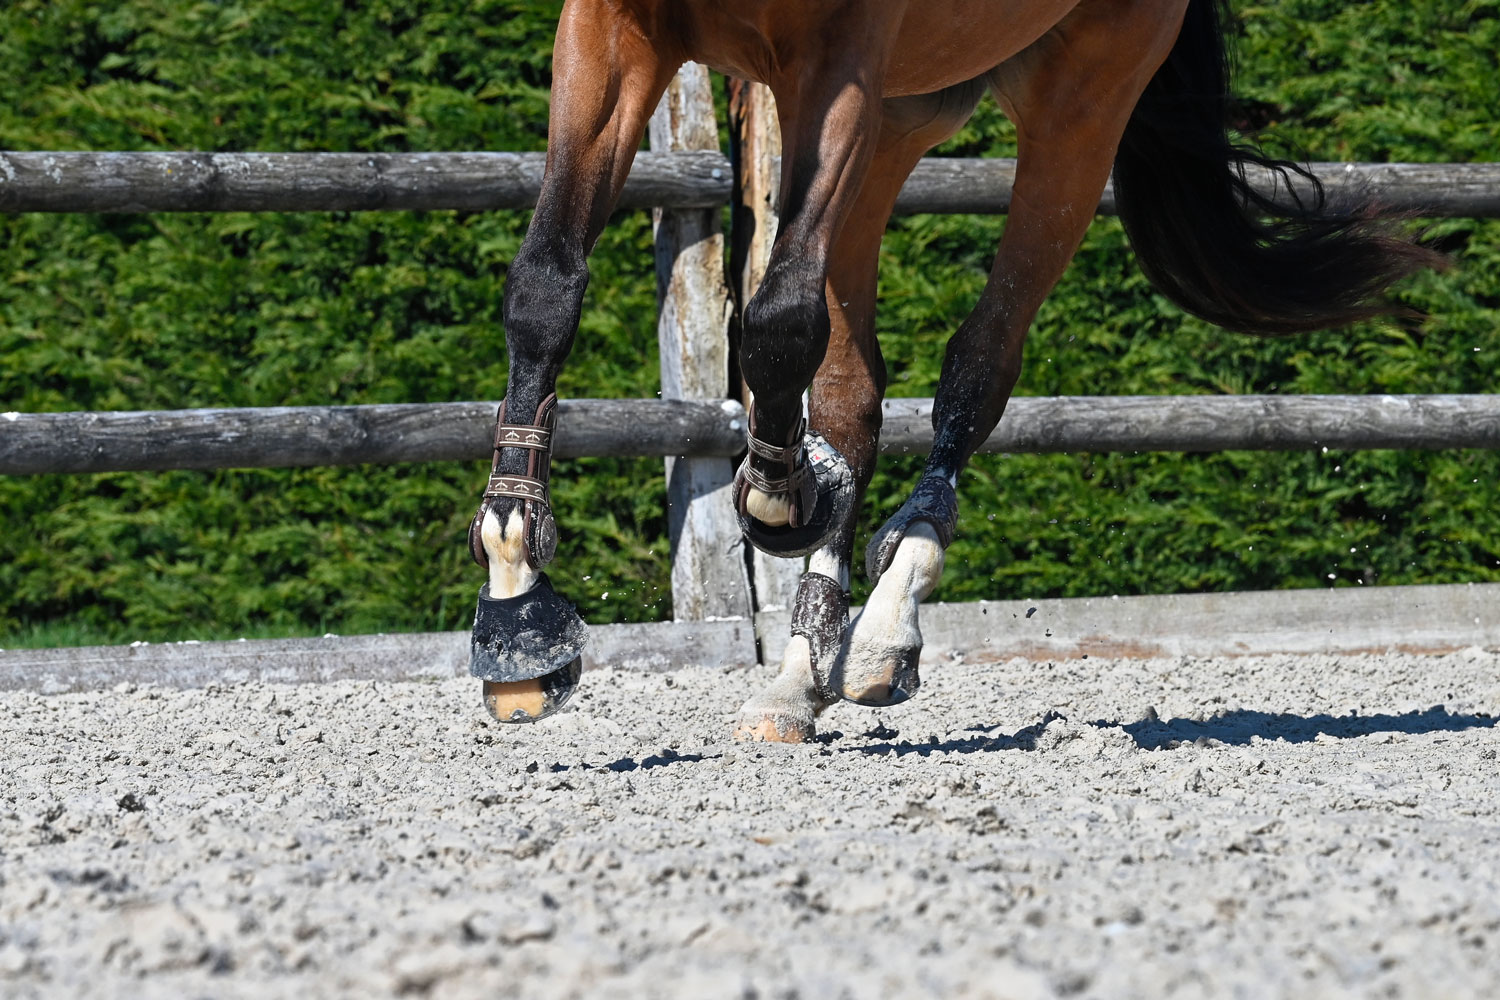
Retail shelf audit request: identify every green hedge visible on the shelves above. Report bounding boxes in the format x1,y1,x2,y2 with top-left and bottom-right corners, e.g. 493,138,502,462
2,0,1497,646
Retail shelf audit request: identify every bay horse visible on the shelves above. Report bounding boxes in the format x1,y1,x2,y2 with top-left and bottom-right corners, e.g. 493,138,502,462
467,0,1438,740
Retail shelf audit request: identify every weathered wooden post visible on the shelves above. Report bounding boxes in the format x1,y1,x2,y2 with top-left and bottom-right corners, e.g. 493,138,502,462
728,79,805,614
649,64,756,623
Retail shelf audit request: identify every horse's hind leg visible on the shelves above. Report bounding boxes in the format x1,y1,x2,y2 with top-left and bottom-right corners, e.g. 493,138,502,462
833,5,1187,705
471,3,677,722
735,82,987,742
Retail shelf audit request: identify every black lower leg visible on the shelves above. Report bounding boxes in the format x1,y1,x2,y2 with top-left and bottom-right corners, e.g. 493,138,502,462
500,238,588,457
474,235,589,542
865,318,1020,583
739,254,831,446
927,310,1024,479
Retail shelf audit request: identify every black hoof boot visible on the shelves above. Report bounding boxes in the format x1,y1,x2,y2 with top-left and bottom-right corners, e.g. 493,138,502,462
470,575,589,723
734,432,855,559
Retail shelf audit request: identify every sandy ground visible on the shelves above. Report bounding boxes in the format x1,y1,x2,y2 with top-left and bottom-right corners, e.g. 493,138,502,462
3,646,1500,999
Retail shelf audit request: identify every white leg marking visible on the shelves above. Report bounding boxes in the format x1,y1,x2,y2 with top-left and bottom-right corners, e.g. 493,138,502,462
481,508,538,599
733,546,848,740
733,636,834,743
836,522,944,701
745,488,792,527
807,548,850,590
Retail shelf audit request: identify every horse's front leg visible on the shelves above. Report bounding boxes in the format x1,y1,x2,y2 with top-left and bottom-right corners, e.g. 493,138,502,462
471,3,677,723
831,12,1181,705
731,32,899,561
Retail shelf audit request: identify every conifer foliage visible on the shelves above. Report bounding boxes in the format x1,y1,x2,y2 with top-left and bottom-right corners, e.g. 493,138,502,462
2,1,1497,645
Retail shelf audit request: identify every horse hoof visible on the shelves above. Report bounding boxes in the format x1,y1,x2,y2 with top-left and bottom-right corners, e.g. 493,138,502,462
469,575,589,684
482,657,583,723
736,434,855,559
732,715,816,743
838,646,920,707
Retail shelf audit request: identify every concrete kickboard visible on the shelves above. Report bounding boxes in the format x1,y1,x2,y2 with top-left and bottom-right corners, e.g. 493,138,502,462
0,617,758,694
6,584,1498,694
758,582,1500,665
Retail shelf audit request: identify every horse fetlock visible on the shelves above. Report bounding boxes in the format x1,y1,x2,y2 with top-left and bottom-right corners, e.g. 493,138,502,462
744,488,792,528
865,475,958,584
470,393,560,574
481,508,539,599
736,406,814,529
882,522,946,599
834,523,945,706
735,432,855,559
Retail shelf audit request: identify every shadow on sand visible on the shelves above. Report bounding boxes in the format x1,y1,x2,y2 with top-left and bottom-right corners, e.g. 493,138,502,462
1112,705,1496,750
545,750,718,773
842,714,1065,758
843,706,1496,758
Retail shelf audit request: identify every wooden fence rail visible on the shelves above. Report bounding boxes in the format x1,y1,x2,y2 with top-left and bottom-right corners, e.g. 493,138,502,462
0,151,732,214
3,151,1498,217
0,399,745,475
8,394,1500,476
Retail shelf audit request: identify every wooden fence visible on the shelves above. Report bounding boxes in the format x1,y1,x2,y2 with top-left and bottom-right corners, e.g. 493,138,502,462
4,63,1499,645
4,151,1499,217
8,395,1500,476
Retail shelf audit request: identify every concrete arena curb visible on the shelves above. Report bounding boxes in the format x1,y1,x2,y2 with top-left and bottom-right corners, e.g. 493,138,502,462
2,583,1497,694
760,582,1500,665
0,619,759,695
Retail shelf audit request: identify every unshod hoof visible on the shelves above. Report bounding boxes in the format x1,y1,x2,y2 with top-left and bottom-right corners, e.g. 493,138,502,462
733,712,816,744
483,657,583,723
733,719,814,743
835,645,921,707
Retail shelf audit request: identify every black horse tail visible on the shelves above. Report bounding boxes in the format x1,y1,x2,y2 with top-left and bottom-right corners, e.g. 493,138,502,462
1113,0,1444,335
